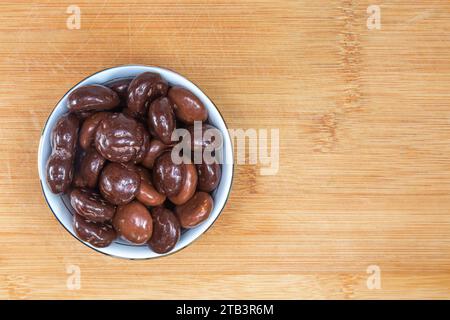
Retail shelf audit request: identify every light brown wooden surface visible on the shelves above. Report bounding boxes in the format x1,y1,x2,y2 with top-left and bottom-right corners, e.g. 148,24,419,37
0,0,449,300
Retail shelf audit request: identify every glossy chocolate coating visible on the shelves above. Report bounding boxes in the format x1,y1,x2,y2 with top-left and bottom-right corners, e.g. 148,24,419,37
99,163,140,205
152,151,185,197
127,72,168,117
79,112,109,150
141,139,171,169
95,113,148,163
169,163,197,205
47,114,79,194
73,148,106,189
77,110,95,120
46,152,74,194
106,78,132,101
148,97,176,145
128,164,151,181
186,123,221,151
132,165,166,207
68,84,120,113
133,127,150,164
168,86,207,124
175,192,213,228
51,114,80,153
70,188,116,222
148,207,180,254
113,201,153,244
74,214,116,248
196,163,221,192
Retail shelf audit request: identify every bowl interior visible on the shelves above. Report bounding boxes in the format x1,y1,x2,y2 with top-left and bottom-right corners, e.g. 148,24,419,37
37,65,233,259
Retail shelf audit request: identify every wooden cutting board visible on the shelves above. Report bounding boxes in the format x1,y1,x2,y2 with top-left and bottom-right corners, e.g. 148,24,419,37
0,0,449,299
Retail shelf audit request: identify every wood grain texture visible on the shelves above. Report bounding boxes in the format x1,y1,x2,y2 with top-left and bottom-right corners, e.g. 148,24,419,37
0,0,450,299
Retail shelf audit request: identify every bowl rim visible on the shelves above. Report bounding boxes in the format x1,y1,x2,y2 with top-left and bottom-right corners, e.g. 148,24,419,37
37,64,235,260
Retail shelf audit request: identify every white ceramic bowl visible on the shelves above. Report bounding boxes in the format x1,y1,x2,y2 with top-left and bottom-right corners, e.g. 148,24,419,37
37,65,234,259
